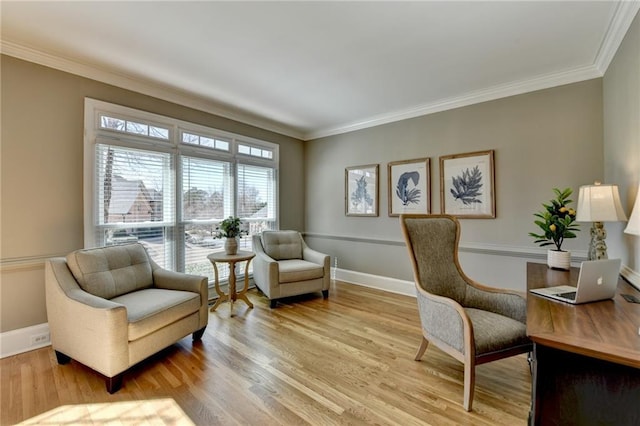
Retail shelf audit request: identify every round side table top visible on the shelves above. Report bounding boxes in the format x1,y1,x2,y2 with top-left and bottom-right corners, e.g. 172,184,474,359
207,250,255,263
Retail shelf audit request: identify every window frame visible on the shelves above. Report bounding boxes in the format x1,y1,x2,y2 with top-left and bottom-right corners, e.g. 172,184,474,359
84,98,279,274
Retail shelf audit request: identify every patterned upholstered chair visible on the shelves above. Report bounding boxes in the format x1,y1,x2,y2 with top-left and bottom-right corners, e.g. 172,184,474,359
252,230,330,308
400,214,531,411
45,243,208,393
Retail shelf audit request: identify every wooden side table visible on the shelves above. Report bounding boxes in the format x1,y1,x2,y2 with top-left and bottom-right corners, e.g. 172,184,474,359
207,250,255,316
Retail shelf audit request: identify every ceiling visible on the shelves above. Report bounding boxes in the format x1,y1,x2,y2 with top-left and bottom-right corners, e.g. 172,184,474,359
2,1,639,140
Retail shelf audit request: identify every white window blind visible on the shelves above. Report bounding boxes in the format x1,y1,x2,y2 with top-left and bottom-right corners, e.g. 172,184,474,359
95,143,175,268
85,98,279,284
181,156,233,279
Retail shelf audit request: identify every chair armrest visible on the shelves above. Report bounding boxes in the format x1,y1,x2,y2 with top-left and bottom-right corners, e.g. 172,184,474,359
416,286,468,355
463,283,527,324
45,259,129,376
301,240,330,290
152,267,207,294
302,246,329,267
151,264,209,329
252,250,279,293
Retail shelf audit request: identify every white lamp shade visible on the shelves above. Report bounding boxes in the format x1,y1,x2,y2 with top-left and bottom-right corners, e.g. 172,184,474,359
625,184,640,236
576,184,627,222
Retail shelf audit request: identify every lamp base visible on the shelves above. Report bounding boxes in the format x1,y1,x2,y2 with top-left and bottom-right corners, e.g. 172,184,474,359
588,221,608,260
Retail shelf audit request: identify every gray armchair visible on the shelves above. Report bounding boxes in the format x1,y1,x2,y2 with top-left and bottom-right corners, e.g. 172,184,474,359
400,214,531,411
252,231,330,308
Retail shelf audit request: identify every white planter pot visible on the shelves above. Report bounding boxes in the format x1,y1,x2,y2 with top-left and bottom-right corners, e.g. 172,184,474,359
547,249,571,270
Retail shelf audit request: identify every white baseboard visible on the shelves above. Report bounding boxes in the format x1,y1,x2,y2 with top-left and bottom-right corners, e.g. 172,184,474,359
2,263,637,359
0,323,50,359
334,268,416,297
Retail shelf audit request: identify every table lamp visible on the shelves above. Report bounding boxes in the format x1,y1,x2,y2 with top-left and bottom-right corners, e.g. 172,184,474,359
576,182,627,260
625,183,640,236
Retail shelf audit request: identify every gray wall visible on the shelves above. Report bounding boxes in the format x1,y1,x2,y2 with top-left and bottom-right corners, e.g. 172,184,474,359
305,80,604,283
604,11,640,278
0,55,305,332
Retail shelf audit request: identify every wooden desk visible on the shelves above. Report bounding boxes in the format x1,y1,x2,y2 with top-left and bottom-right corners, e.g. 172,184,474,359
527,262,640,426
208,251,255,316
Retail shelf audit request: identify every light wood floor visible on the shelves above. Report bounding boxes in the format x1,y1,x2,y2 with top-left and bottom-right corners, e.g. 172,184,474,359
1,281,532,425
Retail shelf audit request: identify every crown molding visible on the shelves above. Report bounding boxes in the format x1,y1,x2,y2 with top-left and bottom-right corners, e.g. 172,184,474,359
4,0,637,143
594,0,640,74
0,40,305,141
303,64,602,140
303,1,640,141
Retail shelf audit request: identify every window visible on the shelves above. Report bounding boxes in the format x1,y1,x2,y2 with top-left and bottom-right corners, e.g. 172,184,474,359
238,142,273,159
94,143,175,267
181,131,230,152
85,99,278,283
100,114,170,140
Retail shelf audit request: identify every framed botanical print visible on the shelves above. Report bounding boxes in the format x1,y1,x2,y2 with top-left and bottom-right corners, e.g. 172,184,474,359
440,150,495,218
388,158,431,216
345,164,379,216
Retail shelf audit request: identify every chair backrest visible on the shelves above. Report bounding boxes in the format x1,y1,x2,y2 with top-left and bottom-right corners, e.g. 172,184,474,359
260,230,303,260
400,215,468,302
65,243,153,299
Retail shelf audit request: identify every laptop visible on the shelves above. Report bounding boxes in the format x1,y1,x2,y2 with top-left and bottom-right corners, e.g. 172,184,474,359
529,258,621,304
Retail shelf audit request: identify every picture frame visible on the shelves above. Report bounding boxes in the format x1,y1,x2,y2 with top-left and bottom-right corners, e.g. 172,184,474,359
440,150,495,218
388,158,431,216
345,164,379,216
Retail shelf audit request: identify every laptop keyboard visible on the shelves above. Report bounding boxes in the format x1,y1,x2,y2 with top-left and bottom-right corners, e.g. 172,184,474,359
558,291,577,300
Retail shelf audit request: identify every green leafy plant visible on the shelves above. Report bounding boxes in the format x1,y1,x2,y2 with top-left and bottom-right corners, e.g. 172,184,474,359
529,188,580,251
215,216,246,238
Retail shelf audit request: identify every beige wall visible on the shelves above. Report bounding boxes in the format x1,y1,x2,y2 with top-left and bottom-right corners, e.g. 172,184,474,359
604,10,640,279
304,79,604,282
4,13,638,334
0,55,305,332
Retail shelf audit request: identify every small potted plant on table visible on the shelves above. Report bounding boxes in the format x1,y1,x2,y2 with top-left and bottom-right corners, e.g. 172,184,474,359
216,216,245,255
529,187,580,270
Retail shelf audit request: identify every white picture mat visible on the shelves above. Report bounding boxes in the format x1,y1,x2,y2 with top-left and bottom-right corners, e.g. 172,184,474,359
441,151,494,217
389,159,430,216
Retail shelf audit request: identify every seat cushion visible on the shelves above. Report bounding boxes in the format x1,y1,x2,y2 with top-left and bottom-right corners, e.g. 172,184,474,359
111,288,201,341
278,259,324,283
66,243,153,299
465,308,529,355
261,231,302,260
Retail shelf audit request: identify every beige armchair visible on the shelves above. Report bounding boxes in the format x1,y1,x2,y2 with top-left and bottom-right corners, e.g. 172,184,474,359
400,214,531,411
45,243,208,393
252,231,330,308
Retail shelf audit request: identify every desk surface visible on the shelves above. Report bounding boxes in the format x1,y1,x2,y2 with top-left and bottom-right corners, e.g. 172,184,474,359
526,262,640,369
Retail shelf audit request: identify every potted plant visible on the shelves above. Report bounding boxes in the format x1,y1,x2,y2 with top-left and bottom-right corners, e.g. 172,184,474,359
215,216,246,255
529,187,580,270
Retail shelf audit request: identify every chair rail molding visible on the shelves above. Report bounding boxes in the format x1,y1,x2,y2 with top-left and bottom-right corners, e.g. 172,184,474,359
303,232,588,260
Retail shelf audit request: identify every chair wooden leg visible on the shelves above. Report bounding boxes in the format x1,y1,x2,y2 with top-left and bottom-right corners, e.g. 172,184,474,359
414,337,429,361
463,361,475,412
106,373,123,394
322,290,329,299
270,299,277,309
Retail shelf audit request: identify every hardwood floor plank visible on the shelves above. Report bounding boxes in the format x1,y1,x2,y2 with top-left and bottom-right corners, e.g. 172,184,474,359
1,281,531,425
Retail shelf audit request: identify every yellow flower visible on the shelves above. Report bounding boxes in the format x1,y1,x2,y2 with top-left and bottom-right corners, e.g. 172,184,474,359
559,207,567,213
549,224,557,232
569,208,576,216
